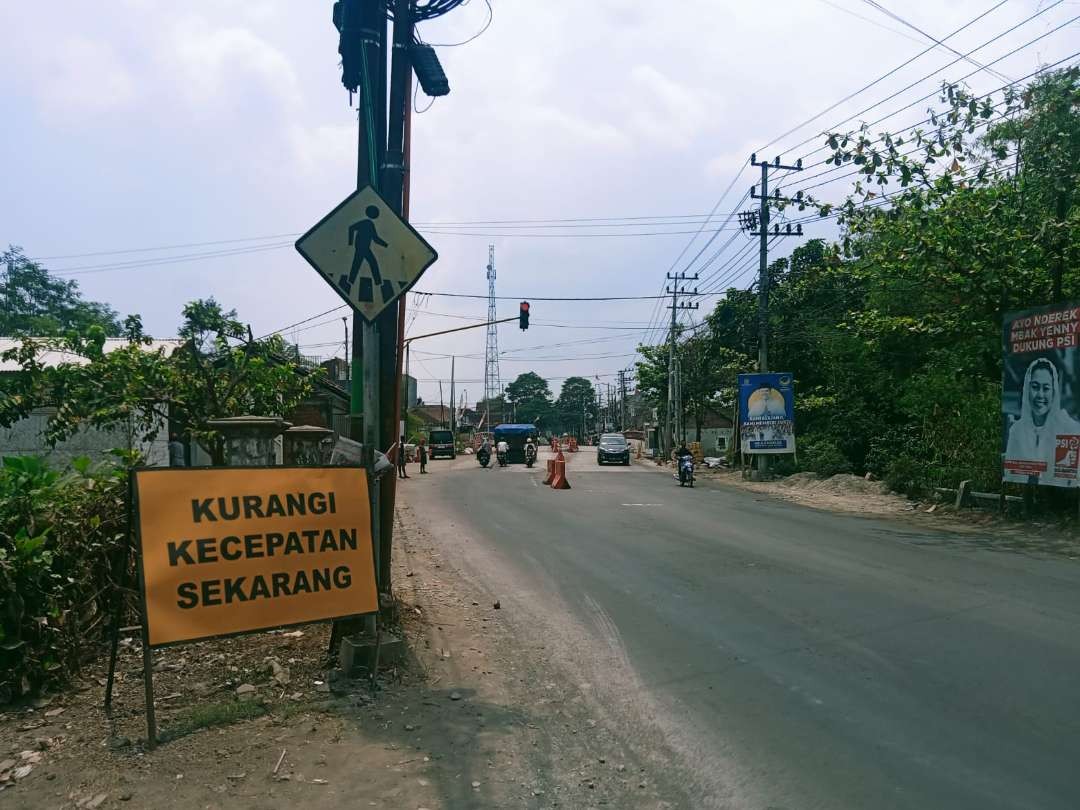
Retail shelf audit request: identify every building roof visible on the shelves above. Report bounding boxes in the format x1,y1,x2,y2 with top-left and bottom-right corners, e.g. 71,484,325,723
0,337,183,372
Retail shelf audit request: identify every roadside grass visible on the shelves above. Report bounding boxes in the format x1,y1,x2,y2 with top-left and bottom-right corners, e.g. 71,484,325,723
158,699,267,743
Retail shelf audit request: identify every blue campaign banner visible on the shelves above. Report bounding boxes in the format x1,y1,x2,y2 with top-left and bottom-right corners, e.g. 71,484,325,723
738,372,796,455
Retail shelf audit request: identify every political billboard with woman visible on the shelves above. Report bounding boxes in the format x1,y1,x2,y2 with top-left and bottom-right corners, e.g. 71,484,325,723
1002,304,1080,487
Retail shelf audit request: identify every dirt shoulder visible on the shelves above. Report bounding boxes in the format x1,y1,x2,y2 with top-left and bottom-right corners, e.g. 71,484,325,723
0,497,660,809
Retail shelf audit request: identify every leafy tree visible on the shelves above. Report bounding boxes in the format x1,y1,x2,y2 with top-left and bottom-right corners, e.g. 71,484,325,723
635,67,1080,498
1,247,122,336
504,372,553,426
555,376,596,437
0,299,316,465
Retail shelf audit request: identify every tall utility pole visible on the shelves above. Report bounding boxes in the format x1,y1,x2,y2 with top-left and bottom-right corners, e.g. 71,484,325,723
617,368,630,431
665,272,698,458
343,316,350,383
449,355,455,433
595,386,602,436
483,245,500,429
346,0,386,447
744,153,804,478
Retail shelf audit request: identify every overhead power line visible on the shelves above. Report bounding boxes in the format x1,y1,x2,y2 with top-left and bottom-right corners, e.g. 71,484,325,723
758,0,1010,154
786,2,1073,160
856,0,1012,82
409,291,691,301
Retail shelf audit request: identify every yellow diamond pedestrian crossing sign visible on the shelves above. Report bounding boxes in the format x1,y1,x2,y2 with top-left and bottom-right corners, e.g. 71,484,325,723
295,186,438,323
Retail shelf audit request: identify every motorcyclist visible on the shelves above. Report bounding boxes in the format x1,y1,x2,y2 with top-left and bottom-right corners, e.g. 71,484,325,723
496,438,509,465
524,437,537,462
675,442,694,483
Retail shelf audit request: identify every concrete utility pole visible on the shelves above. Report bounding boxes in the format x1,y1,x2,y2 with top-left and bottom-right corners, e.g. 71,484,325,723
618,369,628,431
665,272,698,458
745,153,804,478
483,245,500,429
343,317,350,383
373,0,415,588
595,387,602,436
449,355,455,433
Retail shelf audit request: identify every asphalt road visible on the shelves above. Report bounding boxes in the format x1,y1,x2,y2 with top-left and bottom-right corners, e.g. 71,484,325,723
406,448,1080,810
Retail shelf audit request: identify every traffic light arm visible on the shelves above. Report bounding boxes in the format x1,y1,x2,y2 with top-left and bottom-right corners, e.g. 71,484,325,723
403,316,516,345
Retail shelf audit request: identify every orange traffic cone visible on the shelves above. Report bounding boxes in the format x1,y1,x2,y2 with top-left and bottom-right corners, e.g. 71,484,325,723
543,459,555,485
551,458,571,490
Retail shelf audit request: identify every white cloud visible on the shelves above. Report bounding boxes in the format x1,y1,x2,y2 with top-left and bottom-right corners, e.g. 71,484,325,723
623,64,719,148
521,105,632,150
164,17,301,113
287,121,355,176
32,37,136,123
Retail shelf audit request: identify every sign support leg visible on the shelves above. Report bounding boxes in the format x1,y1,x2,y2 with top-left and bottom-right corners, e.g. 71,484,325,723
104,472,135,711
132,481,157,748
102,544,130,711
369,611,382,693
140,619,157,749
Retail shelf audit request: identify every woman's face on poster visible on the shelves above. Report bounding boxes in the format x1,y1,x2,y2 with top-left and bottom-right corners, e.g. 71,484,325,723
1029,366,1054,420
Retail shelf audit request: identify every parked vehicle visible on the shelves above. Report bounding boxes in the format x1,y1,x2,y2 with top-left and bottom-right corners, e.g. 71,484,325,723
676,455,695,487
597,433,631,466
428,429,456,459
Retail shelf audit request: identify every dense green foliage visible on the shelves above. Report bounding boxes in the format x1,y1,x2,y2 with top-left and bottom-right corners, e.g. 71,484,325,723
555,376,596,436
0,455,130,700
1,248,122,337
1,298,316,465
638,69,1080,496
504,372,554,426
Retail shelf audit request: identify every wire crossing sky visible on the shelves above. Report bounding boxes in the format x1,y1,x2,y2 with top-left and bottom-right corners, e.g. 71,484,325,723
2,1,1076,404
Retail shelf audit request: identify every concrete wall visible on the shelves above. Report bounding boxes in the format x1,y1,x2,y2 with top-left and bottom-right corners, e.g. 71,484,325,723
188,435,284,467
691,428,734,456
0,408,169,467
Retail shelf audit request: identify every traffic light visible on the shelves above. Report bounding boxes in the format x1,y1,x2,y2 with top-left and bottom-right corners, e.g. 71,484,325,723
332,0,363,93
519,301,530,330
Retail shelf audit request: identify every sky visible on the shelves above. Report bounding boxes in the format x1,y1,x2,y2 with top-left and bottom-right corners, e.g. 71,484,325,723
2,0,1076,407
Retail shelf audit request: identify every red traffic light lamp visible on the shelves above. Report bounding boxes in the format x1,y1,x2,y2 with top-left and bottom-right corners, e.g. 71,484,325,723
519,301,530,330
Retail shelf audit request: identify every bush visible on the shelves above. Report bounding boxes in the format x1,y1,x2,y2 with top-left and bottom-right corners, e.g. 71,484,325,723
797,435,853,477
884,455,926,498
0,455,129,702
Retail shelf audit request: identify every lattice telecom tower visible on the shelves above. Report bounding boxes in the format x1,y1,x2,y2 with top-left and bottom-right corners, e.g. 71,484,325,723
483,244,501,428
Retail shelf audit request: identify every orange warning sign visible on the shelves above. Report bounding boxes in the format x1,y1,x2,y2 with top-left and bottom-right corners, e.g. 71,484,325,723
133,467,377,646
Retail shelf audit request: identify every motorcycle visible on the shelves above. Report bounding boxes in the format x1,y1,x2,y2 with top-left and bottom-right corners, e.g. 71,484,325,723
497,448,508,467
477,447,490,468
525,444,537,468
676,455,695,487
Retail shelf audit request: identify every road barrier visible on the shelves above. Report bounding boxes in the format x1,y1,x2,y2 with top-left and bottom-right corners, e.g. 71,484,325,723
543,458,555,485
551,458,571,490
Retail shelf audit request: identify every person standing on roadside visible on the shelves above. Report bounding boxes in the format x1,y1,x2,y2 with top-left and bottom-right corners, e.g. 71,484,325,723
419,439,428,474
398,435,409,479
168,433,186,467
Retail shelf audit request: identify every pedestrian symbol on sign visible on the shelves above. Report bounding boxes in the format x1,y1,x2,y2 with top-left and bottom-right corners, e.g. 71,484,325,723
340,204,391,303
295,185,438,323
